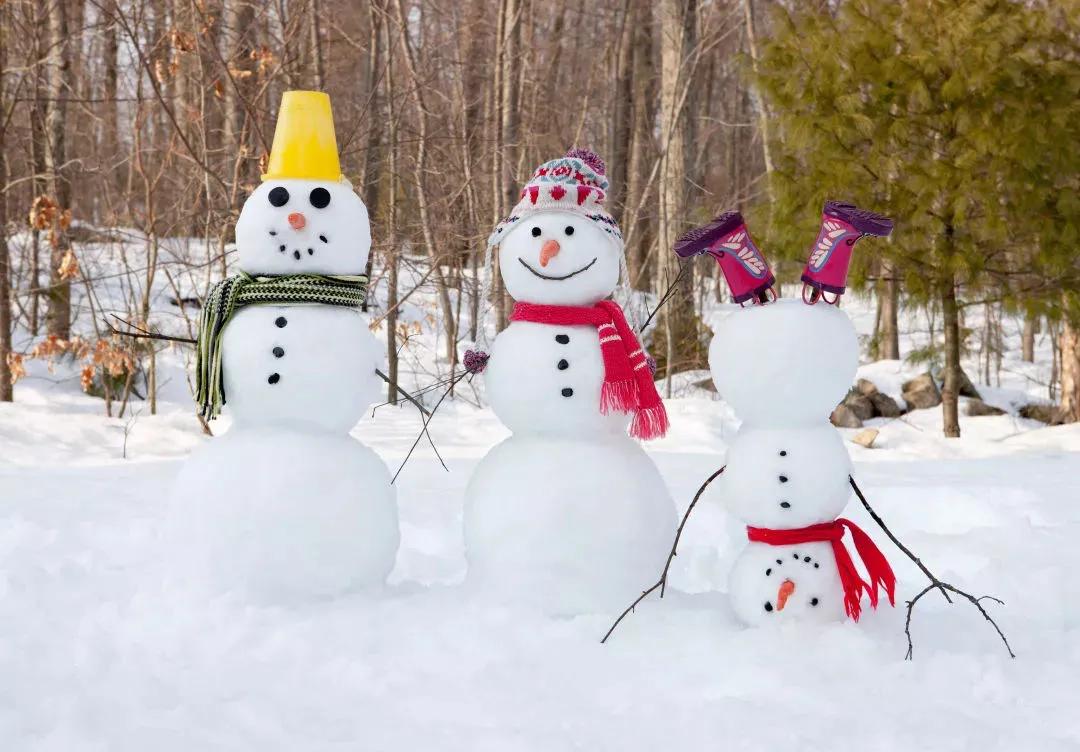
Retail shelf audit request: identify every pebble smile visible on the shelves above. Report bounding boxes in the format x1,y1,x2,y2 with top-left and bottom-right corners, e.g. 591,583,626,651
517,257,597,281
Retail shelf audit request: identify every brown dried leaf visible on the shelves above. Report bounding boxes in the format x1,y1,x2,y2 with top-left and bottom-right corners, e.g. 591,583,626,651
6,353,26,384
58,250,79,281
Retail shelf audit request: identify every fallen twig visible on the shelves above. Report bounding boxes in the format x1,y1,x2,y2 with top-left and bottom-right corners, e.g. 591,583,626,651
601,465,726,643
849,476,1014,659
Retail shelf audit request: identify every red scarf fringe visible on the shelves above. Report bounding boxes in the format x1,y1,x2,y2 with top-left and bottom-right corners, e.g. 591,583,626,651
746,519,896,621
511,301,669,440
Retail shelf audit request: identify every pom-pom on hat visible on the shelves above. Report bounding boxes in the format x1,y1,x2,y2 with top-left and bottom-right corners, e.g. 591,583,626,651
488,148,622,247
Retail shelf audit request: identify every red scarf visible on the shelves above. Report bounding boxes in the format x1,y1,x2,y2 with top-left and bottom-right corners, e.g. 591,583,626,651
510,301,669,440
747,519,896,621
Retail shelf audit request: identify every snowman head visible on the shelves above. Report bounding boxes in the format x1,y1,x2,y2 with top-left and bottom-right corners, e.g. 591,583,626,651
235,90,370,276
489,148,624,307
235,179,371,276
710,299,857,427
498,210,621,306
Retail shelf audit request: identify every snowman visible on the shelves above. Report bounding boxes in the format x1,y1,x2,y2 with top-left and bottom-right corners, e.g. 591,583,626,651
167,91,399,600
463,149,677,615
675,205,895,624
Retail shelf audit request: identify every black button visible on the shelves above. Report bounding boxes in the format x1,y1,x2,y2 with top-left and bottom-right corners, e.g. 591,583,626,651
555,334,570,344
275,317,287,328
779,501,791,509
272,347,285,358
779,450,787,456
557,359,569,370
779,475,789,483
561,387,574,397
268,373,281,384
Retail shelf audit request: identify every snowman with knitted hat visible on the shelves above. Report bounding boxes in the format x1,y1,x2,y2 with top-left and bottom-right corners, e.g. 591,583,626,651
463,148,677,615
166,91,398,600
675,203,896,624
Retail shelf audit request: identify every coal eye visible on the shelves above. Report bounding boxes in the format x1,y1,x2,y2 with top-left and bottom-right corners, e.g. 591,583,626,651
564,226,575,236
531,226,541,237
309,187,331,209
268,187,289,207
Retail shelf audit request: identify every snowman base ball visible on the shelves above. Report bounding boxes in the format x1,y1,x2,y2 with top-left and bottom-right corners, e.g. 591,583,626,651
167,428,399,601
463,434,677,616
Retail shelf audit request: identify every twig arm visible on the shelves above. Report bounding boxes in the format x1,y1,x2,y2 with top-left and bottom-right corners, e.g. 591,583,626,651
849,475,1014,659
601,465,726,643
375,369,431,417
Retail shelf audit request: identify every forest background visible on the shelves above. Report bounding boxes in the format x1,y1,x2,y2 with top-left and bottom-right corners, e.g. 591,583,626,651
0,0,1077,438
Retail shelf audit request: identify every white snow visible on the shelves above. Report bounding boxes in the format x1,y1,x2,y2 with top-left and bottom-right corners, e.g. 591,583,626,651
2,236,1079,748
2,386,1079,749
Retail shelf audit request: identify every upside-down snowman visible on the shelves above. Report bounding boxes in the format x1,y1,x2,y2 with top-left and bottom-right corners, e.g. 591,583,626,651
167,91,398,600
675,203,895,624
463,149,677,614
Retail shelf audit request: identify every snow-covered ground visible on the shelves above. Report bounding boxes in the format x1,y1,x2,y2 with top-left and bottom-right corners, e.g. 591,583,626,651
2,235,1079,749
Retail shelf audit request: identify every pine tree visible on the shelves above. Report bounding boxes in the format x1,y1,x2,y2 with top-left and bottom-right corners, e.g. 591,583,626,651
754,0,1080,436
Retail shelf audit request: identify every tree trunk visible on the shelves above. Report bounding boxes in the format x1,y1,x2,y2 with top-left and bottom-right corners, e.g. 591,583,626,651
383,13,399,404
625,0,656,290
102,0,121,196
1060,314,1080,423
741,0,774,204
308,0,326,90
608,0,635,219
360,0,385,308
656,0,699,388
1021,313,1038,363
45,0,72,339
0,5,13,401
878,259,900,359
392,0,458,366
941,280,961,438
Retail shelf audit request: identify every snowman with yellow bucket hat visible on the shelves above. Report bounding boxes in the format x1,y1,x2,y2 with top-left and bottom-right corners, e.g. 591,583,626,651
167,91,399,600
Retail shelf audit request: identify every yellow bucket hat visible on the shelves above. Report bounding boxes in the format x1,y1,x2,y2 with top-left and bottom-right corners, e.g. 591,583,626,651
261,90,342,182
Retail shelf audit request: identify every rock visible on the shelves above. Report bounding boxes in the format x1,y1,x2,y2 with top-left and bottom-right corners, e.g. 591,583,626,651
901,372,941,410
1019,403,1063,425
851,428,880,448
958,369,982,400
856,378,879,397
869,391,904,418
830,404,864,428
843,391,876,421
966,399,1005,417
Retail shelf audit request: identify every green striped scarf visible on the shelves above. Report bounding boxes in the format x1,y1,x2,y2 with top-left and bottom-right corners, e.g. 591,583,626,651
195,271,369,419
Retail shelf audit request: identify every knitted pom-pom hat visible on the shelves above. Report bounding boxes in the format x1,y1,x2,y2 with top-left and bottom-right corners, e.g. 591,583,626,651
487,148,623,247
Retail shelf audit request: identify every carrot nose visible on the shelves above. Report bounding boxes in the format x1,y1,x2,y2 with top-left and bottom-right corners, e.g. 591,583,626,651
539,238,561,267
776,579,795,611
287,212,306,230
